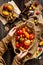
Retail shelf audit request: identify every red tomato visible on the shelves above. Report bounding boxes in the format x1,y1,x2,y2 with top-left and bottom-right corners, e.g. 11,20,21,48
35,11,40,15
23,45,28,49
3,5,7,10
26,28,31,33
16,44,20,48
22,34,25,38
29,33,34,40
19,43,24,47
17,29,23,35
25,45,29,49
38,48,42,52
34,2,39,6
16,36,20,40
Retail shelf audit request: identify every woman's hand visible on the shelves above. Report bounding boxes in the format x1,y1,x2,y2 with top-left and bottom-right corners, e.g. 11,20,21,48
17,50,28,59
8,26,16,37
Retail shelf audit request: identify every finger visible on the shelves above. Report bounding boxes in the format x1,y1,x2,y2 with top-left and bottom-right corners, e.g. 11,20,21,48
20,50,28,59
17,51,22,57
11,27,16,32
23,50,28,53
19,51,22,55
12,29,16,34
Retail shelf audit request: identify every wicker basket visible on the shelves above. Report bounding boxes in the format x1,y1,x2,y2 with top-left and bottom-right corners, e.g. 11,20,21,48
12,19,38,55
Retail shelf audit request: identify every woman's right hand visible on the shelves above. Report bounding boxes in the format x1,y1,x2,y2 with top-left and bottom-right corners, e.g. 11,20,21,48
17,50,28,59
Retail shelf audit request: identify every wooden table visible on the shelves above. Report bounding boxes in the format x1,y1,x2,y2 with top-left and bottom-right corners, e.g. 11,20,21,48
0,0,43,65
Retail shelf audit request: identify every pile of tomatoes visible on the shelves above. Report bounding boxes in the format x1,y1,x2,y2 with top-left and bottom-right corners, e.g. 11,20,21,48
16,26,35,51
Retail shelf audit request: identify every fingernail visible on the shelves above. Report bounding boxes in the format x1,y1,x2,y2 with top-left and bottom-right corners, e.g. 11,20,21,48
14,26,16,29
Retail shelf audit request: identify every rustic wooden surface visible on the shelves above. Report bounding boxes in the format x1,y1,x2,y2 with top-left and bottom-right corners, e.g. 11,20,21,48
0,0,43,65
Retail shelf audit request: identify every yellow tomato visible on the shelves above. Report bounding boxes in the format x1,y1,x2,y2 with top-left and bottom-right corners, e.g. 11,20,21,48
24,40,31,46
3,11,9,16
22,28,29,39
39,41,43,46
33,6,36,10
29,7,32,10
20,47,24,51
7,5,13,11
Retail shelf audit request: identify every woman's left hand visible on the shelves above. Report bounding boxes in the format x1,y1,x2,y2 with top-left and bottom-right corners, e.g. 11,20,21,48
8,26,16,37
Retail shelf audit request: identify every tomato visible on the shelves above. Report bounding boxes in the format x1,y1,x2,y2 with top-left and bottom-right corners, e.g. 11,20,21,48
26,28,31,33
16,44,20,48
3,5,7,10
29,33,34,40
23,45,29,49
19,42,24,47
38,48,42,52
20,47,24,51
17,29,23,35
16,36,20,40
22,34,25,38
20,38,24,42
39,41,43,46
24,40,31,46
34,2,39,6
35,11,40,15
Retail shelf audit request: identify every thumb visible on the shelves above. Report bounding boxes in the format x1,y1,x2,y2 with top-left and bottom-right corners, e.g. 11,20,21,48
17,51,22,57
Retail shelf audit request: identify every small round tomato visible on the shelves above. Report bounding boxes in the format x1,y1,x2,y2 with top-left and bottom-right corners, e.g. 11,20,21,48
16,44,20,48
19,42,24,47
38,48,42,52
26,28,31,33
25,45,29,49
35,11,40,15
20,37,24,42
29,33,34,40
17,29,23,35
22,34,25,38
34,2,39,6
23,45,28,49
3,5,7,10
16,36,20,40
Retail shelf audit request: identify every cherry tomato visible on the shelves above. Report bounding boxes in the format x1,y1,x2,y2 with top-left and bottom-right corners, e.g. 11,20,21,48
20,37,24,42
29,33,34,40
38,48,42,52
19,42,24,47
34,2,39,6
25,45,29,49
22,34,25,38
3,5,7,10
23,45,28,49
16,36,20,40
16,44,20,48
17,29,23,35
26,28,31,33
35,11,40,15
